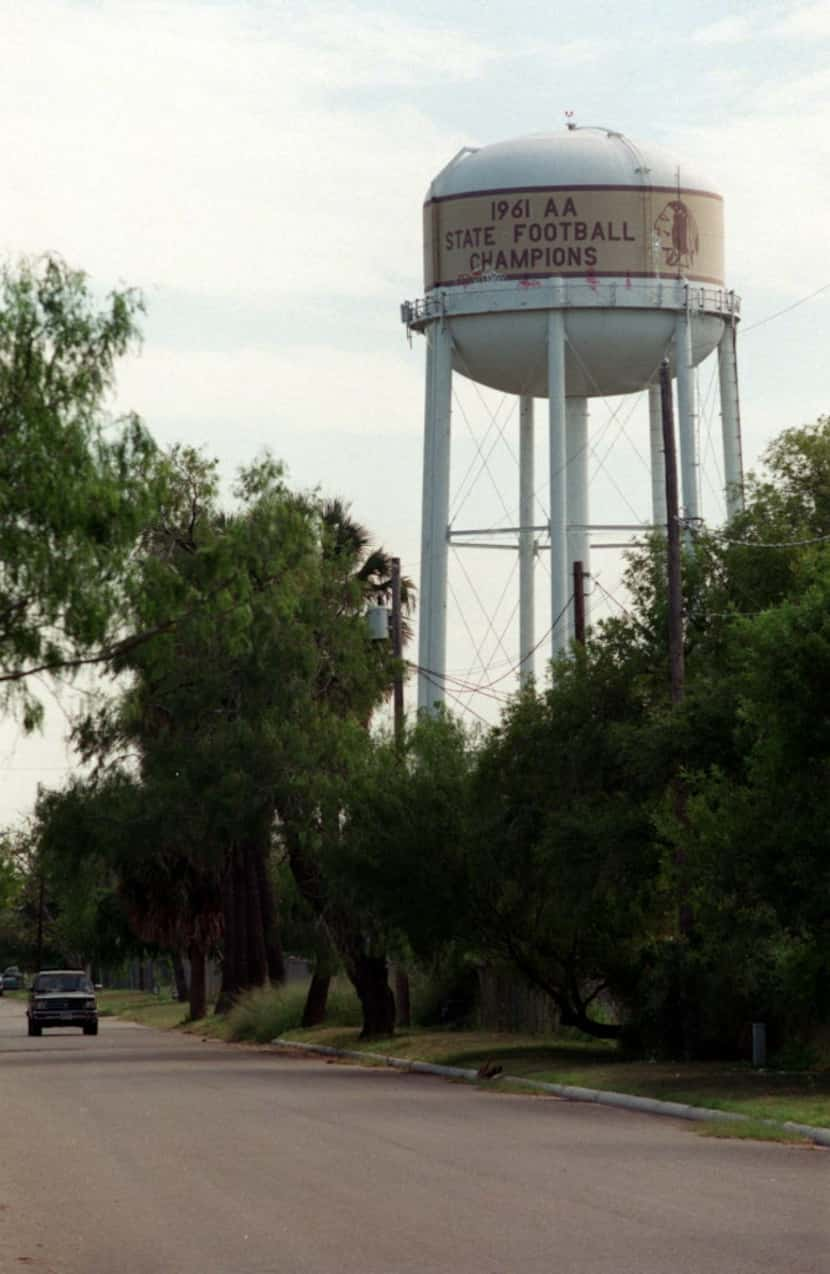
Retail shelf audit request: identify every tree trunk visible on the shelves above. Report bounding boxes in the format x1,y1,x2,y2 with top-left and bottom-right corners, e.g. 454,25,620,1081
301,973,331,1028
245,841,269,990
233,845,250,993
255,844,285,984
188,943,207,1021
215,856,237,1015
217,807,282,1014
137,959,146,992
301,920,338,1027
301,944,332,1028
35,868,45,973
394,967,411,1029
282,817,394,1038
173,951,189,1003
509,948,623,1041
353,953,396,1039
559,1007,621,1040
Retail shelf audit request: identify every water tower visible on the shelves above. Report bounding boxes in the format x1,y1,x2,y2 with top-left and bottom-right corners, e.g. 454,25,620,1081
401,125,743,712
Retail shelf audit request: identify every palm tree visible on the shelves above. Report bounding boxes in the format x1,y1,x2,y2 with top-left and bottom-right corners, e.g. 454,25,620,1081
319,498,414,642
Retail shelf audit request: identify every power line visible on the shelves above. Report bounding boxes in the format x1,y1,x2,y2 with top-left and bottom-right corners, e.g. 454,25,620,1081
592,577,637,625
742,283,830,335
409,594,574,698
718,530,830,549
410,667,493,726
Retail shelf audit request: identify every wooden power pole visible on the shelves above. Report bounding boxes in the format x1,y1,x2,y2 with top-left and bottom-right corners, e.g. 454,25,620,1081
572,560,586,647
390,557,404,750
660,359,693,957
389,556,411,1026
660,360,685,707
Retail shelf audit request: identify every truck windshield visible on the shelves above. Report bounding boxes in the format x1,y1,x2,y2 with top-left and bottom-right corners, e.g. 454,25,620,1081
34,974,92,993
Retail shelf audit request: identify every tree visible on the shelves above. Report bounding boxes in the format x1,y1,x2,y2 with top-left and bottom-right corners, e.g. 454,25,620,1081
69,450,309,1014
622,417,830,1054
66,450,407,1033
329,713,472,968
664,550,830,1050
462,644,665,1040
35,772,223,1020
279,498,415,1030
271,501,415,1037
0,256,160,723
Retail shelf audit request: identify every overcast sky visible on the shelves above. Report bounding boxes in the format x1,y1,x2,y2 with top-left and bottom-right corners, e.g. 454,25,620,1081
1,0,828,823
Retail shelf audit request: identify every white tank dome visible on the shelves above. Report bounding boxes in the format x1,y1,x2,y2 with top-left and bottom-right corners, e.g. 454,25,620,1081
418,127,733,398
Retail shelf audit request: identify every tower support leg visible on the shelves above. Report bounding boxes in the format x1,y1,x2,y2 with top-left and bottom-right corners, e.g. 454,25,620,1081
566,397,590,642
519,394,535,686
417,328,436,709
718,319,744,519
548,311,569,664
648,383,667,530
417,319,453,712
675,307,700,539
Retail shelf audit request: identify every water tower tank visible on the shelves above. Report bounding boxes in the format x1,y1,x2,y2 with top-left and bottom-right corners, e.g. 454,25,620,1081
422,129,731,395
403,126,743,712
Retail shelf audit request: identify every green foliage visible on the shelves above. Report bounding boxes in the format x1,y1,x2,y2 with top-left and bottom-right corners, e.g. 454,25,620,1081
637,418,830,1054
16,308,827,1062
334,415,830,1055
0,832,23,913
463,646,664,1036
0,828,32,965
39,444,406,1017
34,776,164,967
329,712,473,961
0,255,161,718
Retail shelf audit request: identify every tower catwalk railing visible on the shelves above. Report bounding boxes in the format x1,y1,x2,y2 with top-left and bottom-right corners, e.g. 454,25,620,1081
402,280,741,334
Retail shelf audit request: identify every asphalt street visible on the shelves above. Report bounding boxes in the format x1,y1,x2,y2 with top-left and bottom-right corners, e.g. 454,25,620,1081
1,995,827,1274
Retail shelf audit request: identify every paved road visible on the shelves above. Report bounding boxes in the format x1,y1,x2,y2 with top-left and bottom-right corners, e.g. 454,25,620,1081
1,996,827,1274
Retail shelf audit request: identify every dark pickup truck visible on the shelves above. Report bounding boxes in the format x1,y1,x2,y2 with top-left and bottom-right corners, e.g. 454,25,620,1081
27,970,98,1036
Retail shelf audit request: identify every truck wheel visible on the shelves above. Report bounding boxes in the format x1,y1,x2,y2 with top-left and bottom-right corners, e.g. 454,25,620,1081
83,1022,98,1036
27,1019,41,1037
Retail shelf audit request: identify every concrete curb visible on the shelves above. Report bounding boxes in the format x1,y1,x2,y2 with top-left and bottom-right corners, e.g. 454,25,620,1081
272,1039,830,1148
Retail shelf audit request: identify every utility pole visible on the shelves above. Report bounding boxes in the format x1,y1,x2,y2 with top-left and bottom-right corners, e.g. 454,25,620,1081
572,560,587,647
390,557,404,750
660,359,694,976
660,360,685,707
35,864,45,973
389,556,411,1027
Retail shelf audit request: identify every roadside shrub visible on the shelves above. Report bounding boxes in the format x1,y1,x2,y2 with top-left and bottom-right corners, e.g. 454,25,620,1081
629,928,830,1061
227,980,361,1043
